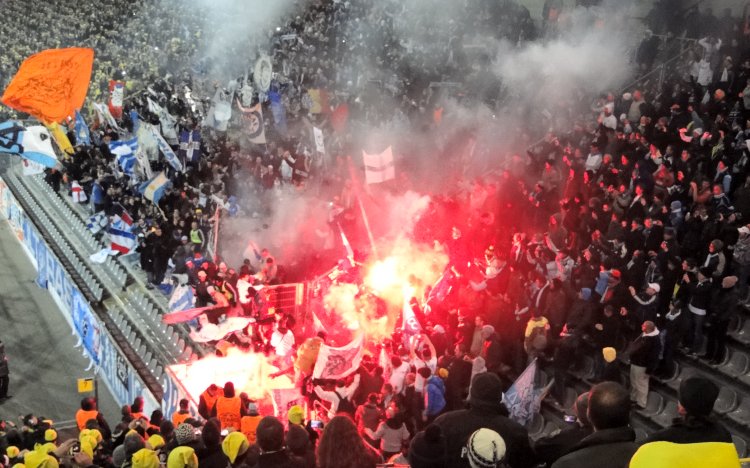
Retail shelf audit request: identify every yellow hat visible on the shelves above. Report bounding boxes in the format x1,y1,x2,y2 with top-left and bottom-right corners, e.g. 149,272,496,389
167,446,198,468
7,446,20,458
44,430,57,443
11,464,25,468
24,451,59,468
630,441,740,468
602,347,617,363
80,435,98,459
221,432,249,464
34,443,56,455
131,449,159,468
287,405,304,426
437,368,449,379
147,434,165,450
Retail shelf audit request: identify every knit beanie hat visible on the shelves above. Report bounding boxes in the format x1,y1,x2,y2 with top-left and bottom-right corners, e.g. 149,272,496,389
408,425,447,468
167,446,198,468
247,401,259,416
131,449,159,468
23,450,58,468
679,377,720,417
464,428,506,468
174,423,196,445
469,373,503,410
123,431,145,456
43,430,56,443
146,434,165,450
602,347,617,363
6,447,20,459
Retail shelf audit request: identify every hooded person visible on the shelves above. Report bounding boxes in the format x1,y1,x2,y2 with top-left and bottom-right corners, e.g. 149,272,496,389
196,419,230,468
409,424,447,468
221,432,249,467
642,377,731,445
131,449,159,468
433,372,534,468
534,392,594,466
167,446,199,468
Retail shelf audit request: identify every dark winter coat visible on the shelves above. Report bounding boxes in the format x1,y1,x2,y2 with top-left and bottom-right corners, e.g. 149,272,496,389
551,427,638,468
643,416,732,444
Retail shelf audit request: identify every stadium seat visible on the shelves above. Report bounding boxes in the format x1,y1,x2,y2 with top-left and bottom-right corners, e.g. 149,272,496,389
665,364,696,392
718,349,750,378
528,413,545,438
651,400,678,428
732,317,750,346
713,387,739,415
728,398,750,426
732,435,747,458
638,392,665,418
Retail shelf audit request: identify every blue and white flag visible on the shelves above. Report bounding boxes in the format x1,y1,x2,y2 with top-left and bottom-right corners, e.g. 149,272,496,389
168,284,194,312
401,286,422,336
74,111,91,146
87,211,108,234
108,214,136,254
146,123,182,172
109,137,138,176
139,171,170,205
0,121,58,168
269,90,288,135
503,359,552,426
178,129,202,164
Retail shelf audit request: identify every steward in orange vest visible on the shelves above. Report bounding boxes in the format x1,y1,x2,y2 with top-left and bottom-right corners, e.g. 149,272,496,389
212,382,245,430
199,384,222,420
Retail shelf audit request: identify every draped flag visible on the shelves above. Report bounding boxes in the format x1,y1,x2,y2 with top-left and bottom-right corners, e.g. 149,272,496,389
241,103,266,144
0,121,58,168
268,90,287,135
312,333,364,380
71,181,88,203
401,286,422,336
504,359,553,426
109,138,138,176
86,212,108,234
21,159,45,176
162,305,224,325
143,122,181,172
107,214,136,254
74,111,91,146
108,80,125,119
313,127,325,154
93,102,121,131
178,129,201,164
147,97,178,143
46,121,74,155
168,284,195,313
362,146,395,184
139,171,170,204
243,239,263,263
1,48,94,123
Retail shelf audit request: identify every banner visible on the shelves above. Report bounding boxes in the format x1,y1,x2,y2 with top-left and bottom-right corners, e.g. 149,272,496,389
362,146,395,184
312,333,364,380
241,103,266,144
93,102,121,131
168,284,194,312
108,214,136,254
253,56,273,92
0,122,58,168
401,287,422,336
503,359,552,426
271,388,305,420
146,123,182,172
108,80,125,119
163,304,225,325
46,121,75,155
147,98,178,143
109,138,138,176
205,89,232,132
139,171,170,204
21,159,45,176
178,129,201,164
74,111,91,146
1,48,94,123
313,127,325,154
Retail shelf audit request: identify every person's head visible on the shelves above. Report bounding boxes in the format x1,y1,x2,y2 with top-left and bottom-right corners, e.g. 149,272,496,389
81,397,97,411
409,425,447,468
587,382,631,431
678,377,720,418
287,405,304,426
642,321,655,334
255,416,284,453
469,373,503,411
417,367,432,380
222,431,249,463
574,392,592,428
223,382,235,398
317,415,373,468
132,396,144,412
367,393,379,405
463,428,506,468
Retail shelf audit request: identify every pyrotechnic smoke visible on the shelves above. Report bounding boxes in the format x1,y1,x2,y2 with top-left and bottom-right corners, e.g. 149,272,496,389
168,347,294,402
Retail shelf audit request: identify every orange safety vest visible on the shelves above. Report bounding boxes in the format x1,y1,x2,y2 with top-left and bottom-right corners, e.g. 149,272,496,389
172,410,191,427
240,415,262,445
75,409,99,430
131,411,147,422
201,390,220,417
215,396,242,430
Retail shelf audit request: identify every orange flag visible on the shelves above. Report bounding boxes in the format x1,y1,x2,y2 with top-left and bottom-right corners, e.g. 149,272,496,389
1,48,94,124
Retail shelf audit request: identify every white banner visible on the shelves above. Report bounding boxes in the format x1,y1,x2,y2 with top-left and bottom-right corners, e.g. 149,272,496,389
312,333,364,380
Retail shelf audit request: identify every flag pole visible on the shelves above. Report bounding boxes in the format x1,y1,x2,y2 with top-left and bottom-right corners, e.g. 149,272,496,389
346,156,378,259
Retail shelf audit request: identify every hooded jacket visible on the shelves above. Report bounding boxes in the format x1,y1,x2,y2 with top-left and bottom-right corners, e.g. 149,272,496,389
424,376,446,417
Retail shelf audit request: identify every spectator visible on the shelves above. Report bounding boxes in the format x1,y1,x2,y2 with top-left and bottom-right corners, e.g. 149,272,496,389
433,372,534,468
365,406,410,460
408,425,448,468
464,428,508,468
317,415,380,468
625,320,661,409
222,431,251,467
534,392,594,467
551,382,637,468
705,276,739,364
196,419,229,468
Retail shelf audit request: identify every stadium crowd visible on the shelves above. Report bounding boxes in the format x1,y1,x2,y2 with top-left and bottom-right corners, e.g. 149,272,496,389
1,0,750,467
